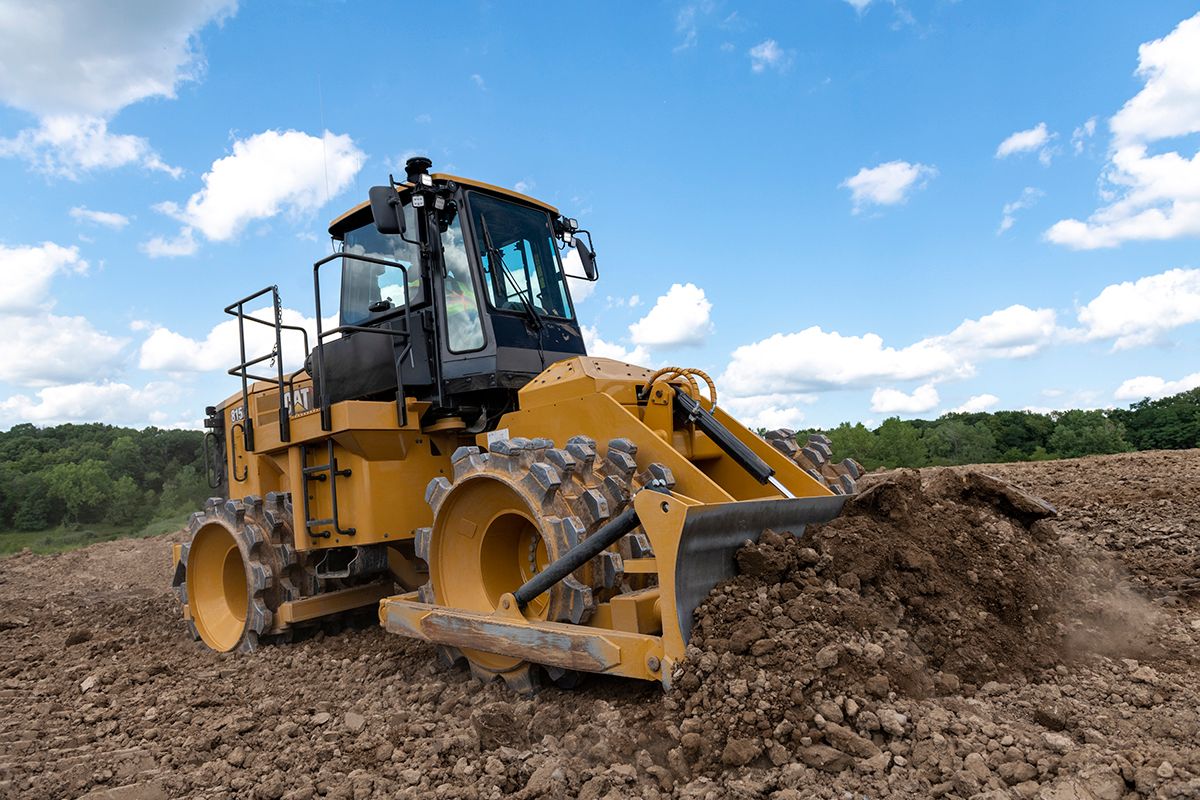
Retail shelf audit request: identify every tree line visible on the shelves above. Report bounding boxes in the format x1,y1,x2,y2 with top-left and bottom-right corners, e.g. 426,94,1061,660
1,387,1197,533
0,423,209,532
807,387,1200,470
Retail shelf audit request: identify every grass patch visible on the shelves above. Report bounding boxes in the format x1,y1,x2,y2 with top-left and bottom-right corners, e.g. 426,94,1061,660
0,513,191,556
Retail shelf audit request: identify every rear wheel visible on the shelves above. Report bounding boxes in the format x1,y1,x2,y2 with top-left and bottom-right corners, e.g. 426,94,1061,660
178,494,300,653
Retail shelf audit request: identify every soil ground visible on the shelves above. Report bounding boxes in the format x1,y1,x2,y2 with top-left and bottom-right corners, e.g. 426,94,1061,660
1,450,1197,799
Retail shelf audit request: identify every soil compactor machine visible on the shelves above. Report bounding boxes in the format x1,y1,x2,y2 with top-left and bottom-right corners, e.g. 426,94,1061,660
172,158,861,691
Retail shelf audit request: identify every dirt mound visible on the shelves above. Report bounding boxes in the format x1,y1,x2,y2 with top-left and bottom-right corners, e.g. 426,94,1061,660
668,468,1194,794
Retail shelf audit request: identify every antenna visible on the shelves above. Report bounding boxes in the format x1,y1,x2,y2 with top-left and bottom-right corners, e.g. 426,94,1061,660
317,73,333,255
317,73,331,208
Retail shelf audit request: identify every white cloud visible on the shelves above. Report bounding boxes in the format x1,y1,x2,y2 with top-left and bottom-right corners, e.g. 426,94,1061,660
0,115,180,179
138,306,329,373
581,325,649,365
0,0,236,117
0,381,185,428
952,393,1000,413
0,1,233,176
748,39,793,73
470,74,486,90
567,280,596,305
1110,13,1200,148
0,241,130,387
1075,267,1200,349
1045,145,1200,248
941,304,1058,359
997,187,1043,234
69,206,130,230
605,294,642,309
1071,117,1097,154
1047,14,1200,249
718,303,1057,407
721,392,815,431
147,129,365,254
1113,372,1200,401
721,327,964,396
841,160,936,212
843,0,873,11
0,242,88,314
628,283,713,348
140,228,198,258
995,122,1056,164
673,3,703,52
871,383,939,414
0,313,127,386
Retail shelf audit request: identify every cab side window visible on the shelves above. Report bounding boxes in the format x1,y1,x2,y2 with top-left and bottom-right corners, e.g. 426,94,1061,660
340,204,422,325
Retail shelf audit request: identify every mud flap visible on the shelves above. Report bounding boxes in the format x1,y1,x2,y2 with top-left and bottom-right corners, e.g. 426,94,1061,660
170,542,188,592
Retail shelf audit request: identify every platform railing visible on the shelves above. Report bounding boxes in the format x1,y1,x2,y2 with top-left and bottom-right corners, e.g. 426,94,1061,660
224,286,311,454
312,252,415,432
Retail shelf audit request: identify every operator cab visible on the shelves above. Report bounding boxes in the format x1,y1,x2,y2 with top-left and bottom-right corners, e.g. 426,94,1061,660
316,157,598,429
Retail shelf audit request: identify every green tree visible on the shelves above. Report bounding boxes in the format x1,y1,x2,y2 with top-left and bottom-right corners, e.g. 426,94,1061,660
825,422,877,467
106,476,149,526
985,411,1056,460
1048,410,1133,458
924,419,998,465
44,459,114,523
108,436,144,483
1112,388,1200,450
157,465,208,515
872,418,928,468
11,474,53,530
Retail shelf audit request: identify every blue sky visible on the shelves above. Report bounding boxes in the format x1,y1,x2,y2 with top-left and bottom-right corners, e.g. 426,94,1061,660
1,1,1199,431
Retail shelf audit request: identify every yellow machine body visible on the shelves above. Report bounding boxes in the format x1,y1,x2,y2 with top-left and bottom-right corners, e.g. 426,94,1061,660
177,356,843,684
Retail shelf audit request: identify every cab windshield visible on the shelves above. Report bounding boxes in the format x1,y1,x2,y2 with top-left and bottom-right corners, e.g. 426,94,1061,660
468,192,573,320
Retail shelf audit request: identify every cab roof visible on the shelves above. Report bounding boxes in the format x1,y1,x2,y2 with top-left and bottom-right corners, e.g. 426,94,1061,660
326,173,559,240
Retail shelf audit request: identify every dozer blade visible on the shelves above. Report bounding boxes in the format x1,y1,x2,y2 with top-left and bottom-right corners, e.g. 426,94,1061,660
667,493,848,644
380,490,847,687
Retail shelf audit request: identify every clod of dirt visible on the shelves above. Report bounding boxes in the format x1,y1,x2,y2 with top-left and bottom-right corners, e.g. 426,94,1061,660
471,701,530,750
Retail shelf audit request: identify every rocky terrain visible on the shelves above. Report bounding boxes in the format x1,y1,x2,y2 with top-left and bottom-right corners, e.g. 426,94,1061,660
1,449,1198,799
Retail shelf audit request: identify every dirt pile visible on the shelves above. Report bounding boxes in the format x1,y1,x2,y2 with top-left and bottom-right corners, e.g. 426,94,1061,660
1,451,1199,799
667,466,1198,798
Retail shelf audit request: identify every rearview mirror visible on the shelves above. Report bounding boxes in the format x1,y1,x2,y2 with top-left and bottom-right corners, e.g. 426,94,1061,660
369,185,405,236
573,239,598,281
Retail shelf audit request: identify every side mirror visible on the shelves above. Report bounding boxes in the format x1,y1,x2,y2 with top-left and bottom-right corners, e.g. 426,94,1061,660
368,185,405,236
573,239,598,281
